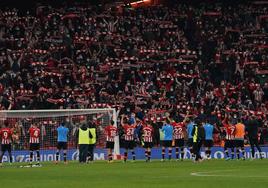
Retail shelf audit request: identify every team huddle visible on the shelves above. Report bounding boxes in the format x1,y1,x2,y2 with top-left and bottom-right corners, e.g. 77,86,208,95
0,113,264,166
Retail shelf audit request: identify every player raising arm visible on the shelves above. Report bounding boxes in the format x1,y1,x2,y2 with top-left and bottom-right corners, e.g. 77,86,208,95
28,123,41,166
0,121,13,166
142,118,154,162
172,118,186,161
105,120,118,163
121,115,136,163
222,118,236,160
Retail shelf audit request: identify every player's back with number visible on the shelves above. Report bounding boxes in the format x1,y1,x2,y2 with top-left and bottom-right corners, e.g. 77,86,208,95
0,127,12,145
28,124,41,165
29,127,40,144
224,123,236,140
0,123,13,165
123,124,135,141
105,125,117,142
143,125,154,143
172,122,185,140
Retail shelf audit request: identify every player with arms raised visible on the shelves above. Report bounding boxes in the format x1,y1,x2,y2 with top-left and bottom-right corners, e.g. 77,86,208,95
28,123,41,166
0,121,13,166
223,118,236,160
121,115,136,163
105,120,118,163
172,118,186,161
142,118,154,162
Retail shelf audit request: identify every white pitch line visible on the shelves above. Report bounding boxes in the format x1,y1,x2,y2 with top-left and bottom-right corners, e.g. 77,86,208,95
190,172,231,177
190,170,268,178
190,170,234,177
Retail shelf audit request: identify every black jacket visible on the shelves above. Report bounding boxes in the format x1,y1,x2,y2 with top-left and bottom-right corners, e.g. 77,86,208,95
246,119,260,139
191,124,206,142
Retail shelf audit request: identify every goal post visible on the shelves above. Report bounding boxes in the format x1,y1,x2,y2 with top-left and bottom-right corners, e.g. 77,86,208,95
0,108,120,162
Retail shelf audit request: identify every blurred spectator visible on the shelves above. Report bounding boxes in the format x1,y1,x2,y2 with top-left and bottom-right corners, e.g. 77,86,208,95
0,1,267,139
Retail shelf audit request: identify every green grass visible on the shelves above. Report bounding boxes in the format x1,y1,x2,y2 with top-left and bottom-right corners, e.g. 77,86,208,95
1,159,268,188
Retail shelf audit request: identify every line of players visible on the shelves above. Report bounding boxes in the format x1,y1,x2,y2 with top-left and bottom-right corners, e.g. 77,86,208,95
0,114,264,165
105,114,263,162
0,121,69,166
0,121,41,166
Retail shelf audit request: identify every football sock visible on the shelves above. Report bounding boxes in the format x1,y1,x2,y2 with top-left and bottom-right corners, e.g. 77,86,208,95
175,147,179,159
131,151,136,160
124,152,127,161
63,152,67,162
30,151,33,163
56,152,59,161
36,151,40,162
168,148,172,160
162,148,165,159
180,148,184,159
148,151,151,160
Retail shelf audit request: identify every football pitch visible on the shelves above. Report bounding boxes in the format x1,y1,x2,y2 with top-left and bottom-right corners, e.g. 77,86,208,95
1,160,268,188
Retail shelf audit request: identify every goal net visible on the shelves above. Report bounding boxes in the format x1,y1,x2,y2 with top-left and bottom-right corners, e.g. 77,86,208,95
0,108,119,163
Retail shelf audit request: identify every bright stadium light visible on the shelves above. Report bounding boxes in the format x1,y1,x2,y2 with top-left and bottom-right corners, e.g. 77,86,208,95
130,0,151,6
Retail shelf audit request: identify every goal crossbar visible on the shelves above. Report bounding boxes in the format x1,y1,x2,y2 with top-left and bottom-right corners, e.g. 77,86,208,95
0,108,120,158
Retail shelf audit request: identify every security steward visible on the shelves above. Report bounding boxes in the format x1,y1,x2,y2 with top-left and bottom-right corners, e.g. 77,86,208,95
78,123,92,163
87,121,97,163
192,119,205,162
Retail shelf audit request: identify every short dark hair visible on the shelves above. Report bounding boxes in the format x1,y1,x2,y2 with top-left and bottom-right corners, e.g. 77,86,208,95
195,118,202,126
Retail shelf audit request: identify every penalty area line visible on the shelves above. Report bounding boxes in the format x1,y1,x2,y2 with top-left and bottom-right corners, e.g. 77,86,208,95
190,170,268,178
190,170,236,177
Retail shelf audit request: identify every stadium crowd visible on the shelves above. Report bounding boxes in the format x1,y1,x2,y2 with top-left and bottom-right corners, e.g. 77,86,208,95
0,1,268,145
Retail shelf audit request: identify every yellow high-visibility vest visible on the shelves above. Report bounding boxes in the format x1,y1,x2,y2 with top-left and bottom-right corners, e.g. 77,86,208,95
78,128,90,144
88,128,96,145
193,126,198,143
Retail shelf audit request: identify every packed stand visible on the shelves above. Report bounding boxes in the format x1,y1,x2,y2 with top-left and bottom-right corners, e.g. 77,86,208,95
0,2,268,146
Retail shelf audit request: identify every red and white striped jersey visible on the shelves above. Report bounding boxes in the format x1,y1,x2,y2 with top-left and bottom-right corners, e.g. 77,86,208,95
105,125,117,142
172,122,185,139
0,128,12,144
123,124,135,141
143,125,154,143
29,127,40,144
224,124,236,140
